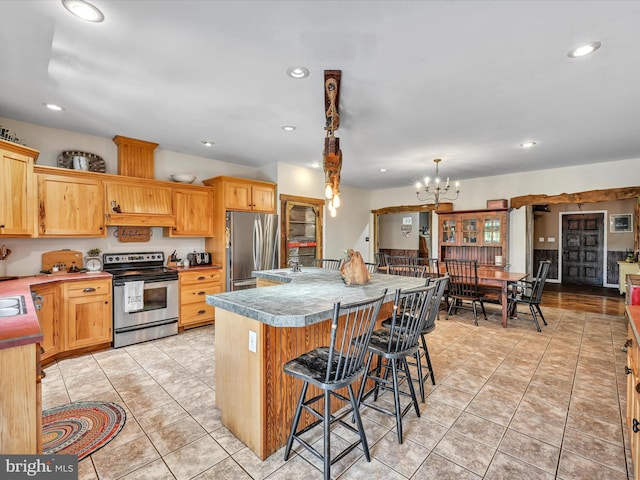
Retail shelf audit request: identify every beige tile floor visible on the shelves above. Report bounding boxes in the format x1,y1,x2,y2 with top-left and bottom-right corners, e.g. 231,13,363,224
42,303,632,479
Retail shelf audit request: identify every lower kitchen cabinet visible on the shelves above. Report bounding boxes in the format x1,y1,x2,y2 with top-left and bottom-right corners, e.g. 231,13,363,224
627,306,640,479
62,278,112,350
179,268,221,328
31,283,60,361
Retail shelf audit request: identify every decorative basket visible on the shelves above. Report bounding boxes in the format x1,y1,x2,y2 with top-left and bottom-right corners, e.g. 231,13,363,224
57,150,107,173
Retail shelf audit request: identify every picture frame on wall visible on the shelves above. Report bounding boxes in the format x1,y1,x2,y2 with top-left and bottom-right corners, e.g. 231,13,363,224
610,213,633,233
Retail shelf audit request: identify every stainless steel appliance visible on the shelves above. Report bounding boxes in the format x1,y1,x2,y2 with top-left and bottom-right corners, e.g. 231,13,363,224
187,251,212,266
103,251,179,348
226,212,279,291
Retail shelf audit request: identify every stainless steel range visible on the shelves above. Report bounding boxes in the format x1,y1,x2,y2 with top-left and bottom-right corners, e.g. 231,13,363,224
103,251,178,348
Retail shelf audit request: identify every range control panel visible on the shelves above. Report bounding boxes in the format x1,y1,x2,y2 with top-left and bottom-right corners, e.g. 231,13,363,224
103,252,165,266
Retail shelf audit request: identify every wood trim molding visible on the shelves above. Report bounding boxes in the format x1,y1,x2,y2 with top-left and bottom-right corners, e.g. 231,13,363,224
371,202,453,215
279,194,325,205
510,186,640,209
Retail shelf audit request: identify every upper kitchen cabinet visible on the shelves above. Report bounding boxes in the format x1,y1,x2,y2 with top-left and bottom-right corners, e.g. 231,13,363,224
0,139,38,237
203,176,276,213
165,185,214,237
35,168,106,237
105,177,175,227
112,135,158,179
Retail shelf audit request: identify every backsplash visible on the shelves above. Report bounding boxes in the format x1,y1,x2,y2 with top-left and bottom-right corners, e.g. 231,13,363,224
0,227,205,277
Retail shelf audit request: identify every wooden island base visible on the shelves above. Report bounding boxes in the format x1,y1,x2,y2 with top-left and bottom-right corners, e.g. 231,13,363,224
215,302,393,460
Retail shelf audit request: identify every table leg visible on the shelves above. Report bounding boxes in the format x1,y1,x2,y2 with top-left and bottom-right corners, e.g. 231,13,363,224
501,283,508,328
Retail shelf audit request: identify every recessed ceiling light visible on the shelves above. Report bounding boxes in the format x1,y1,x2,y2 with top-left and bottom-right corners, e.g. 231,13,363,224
520,141,537,148
61,0,105,22
201,140,214,147
43,103,65,111
379,168,387,172
567,41,601,58
286,66,310,79
281,125,297,132
309,162,321,169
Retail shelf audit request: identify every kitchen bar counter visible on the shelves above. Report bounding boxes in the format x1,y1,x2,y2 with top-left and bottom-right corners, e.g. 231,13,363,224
206,267,424,327
0,272,112,350
206,268,426,460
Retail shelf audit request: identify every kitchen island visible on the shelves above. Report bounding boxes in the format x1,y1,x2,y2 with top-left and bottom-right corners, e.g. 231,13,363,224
206,267,425,459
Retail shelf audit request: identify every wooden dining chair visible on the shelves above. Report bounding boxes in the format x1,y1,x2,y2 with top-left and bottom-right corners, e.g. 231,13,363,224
507,260,551,332
444,259,487,326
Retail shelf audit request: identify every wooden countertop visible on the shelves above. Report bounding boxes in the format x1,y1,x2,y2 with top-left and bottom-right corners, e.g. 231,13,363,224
0,272,112,350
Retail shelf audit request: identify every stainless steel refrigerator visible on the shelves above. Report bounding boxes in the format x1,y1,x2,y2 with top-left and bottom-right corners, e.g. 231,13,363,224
225,211,279,291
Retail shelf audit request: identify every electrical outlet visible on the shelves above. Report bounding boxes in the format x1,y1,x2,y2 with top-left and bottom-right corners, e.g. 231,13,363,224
248,330,257,352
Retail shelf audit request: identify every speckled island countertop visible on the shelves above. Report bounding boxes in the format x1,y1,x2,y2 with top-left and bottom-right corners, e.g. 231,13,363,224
205,267,426,327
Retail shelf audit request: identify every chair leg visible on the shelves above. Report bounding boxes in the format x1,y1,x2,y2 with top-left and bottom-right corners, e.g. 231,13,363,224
323,390,330,480
357,352,374,407
479,299,488,320
535,304,547,325
472,301,478,326
529,304,542,332
391,359,404,443
402,358,421,419
414,349,425,403
445,297,456,319
284,382,308,460
421,334,435,386
347,383,370,461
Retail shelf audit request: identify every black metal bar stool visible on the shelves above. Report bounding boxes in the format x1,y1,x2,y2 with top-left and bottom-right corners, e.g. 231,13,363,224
283,290,387,480
356,284,436,443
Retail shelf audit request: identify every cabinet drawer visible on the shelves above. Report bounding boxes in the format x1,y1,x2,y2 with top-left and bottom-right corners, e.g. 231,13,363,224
630,323,639,375
65,279,111,297
180,269,221,285
181,302,215,324
181,283,220,305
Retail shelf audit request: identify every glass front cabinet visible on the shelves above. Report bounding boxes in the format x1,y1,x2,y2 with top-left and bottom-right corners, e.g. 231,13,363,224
280,195,324,267
438,208,509,270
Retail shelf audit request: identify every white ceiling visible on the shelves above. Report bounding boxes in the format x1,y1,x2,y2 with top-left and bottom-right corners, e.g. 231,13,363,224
1,1,639,191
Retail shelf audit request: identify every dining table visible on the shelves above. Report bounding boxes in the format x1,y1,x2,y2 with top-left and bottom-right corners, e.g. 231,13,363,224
475,270,528,327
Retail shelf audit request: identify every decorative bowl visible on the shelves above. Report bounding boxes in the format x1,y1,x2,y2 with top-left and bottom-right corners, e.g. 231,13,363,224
170,173,196,184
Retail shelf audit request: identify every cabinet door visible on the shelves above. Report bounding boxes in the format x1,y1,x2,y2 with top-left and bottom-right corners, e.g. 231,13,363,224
169,187,213,237
483,215,503,245
281,198,323,268
37,173,105,237
65,293,112,349
462,218,479,245
105,180,174,226
0,149,33,236
224,181,252,211
252,185,275,213
440,217,457,244
32,284,60,360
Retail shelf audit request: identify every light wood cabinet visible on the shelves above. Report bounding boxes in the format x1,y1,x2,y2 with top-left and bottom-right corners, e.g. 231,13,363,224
105,177,175,226
61,278,112,350
280,195,324,267
179,268,222,328
437,208,509,270
165,185,214,237
36,171,106,237
32,283,60,361
0,139,37,237
0,343,40,454
204,176,276,213
113,135,158,179
627,307,640,479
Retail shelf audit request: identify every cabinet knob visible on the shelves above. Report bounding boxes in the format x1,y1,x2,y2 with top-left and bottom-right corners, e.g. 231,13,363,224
197,291,206,296
83,287,96,293
626,339,633,348
198,276,206,281
634,419,640,433
198,310,206,315
636,382,640,394
104,301,109,305
627,366,633,375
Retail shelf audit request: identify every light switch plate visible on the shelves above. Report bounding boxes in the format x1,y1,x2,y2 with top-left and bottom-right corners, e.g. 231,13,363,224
538,237,545,243
548,237,555,243
248,330,257,352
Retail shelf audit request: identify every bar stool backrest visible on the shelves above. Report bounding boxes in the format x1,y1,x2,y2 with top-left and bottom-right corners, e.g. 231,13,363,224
387,264,427,277
529,260,551,303
324,290,387,386
313,258,342,270
424,275,449,330
386,284,436,355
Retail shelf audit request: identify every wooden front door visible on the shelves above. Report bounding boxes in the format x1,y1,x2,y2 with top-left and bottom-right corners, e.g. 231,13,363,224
561,213,604,286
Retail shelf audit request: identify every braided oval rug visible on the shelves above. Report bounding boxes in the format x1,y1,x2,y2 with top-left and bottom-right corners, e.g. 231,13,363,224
42,401,126,460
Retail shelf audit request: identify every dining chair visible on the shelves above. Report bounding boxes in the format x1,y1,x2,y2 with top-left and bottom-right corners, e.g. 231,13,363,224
283,290,387,480
444,259,487,326
387,264,427,278
313,258,342,270
365,262,378,273
507,260,551,332
356,284,436,443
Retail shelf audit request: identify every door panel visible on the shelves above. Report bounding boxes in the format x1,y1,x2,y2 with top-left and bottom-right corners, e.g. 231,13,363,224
562,213,604,286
